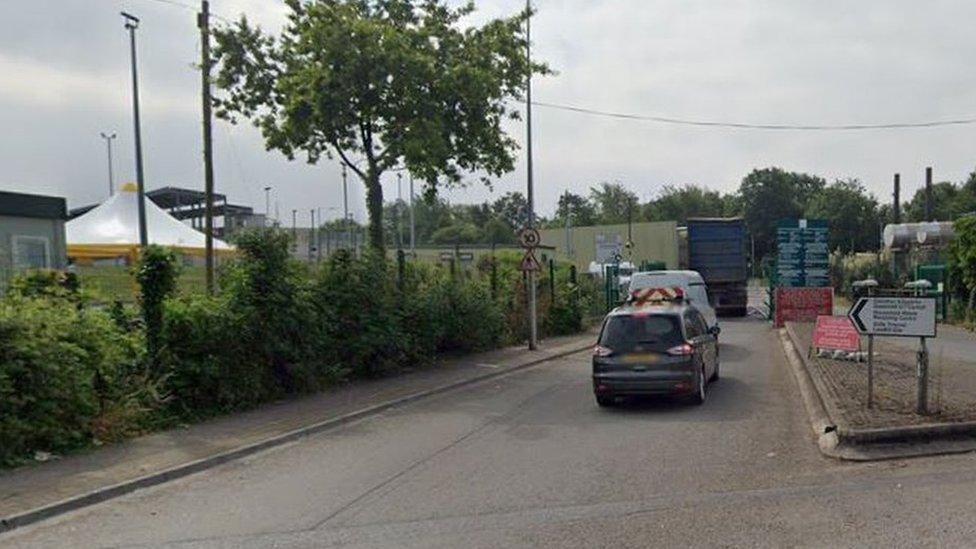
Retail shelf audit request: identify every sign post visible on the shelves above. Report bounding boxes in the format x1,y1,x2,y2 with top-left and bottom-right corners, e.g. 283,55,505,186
849,296,937,414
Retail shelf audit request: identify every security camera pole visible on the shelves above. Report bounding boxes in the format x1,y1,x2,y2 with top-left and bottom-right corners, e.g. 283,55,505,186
99,132,117,196
122,11,148,248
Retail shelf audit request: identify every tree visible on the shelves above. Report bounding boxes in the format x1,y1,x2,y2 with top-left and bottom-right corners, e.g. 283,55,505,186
589,182,638,225
738,167,826,260
805,179,881,253
949,214,976,319
554,192,598,227
904,178,976,222
213,0,548,251
430,222,481,245
491,191,529,230
643,184,730,225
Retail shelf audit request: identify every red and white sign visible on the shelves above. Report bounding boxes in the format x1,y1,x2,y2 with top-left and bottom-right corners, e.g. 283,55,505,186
812,315,860,352
630,287,684,304
774,287,833,328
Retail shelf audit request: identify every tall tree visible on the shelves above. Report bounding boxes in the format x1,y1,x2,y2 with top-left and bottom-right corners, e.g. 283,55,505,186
738,167,826,260
212,0,549,251
589,182,638,225
643,184,730,225
805,179,881,253
491,191,529,230
554,192,598,226
904,175,976,222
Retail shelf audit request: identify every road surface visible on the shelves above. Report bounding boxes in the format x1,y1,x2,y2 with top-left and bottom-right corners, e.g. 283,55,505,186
6,319,976,548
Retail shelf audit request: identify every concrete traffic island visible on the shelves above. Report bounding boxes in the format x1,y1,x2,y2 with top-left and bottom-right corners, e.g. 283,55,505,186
780,321,976,461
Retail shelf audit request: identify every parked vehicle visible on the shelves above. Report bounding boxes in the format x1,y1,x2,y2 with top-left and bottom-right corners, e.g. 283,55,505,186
592,292,719,407
681,218,749,317
628,270,717,331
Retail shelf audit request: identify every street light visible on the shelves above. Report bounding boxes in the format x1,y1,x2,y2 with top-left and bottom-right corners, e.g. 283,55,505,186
525,0,538,350
122,11,148,248
99,131,117,196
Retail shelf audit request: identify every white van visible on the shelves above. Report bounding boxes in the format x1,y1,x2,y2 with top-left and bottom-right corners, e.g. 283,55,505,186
628,270,718,331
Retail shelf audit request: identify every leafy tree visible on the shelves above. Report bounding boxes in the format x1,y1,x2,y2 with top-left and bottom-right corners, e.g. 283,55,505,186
430,222,482,245
491,191,529,230
213,0,548,251
482,217,516,245
949,214,976,318
643,184,730,225
554,192,598,226
904,174,976,222
589,182,638,225
805,179,881,253
738,167,826,260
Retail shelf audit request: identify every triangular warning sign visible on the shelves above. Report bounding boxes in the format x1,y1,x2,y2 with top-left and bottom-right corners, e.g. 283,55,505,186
519,251,541,272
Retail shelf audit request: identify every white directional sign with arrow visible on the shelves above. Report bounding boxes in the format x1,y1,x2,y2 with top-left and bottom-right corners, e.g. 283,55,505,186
848,297,937,338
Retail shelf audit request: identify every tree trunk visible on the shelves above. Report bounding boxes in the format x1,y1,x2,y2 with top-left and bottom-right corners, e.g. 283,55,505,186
365,168,385,253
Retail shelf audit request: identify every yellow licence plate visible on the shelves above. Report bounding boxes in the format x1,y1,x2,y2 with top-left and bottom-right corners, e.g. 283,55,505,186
621,353,660,365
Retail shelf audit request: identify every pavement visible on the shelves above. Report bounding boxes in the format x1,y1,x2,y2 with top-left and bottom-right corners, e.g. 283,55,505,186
0,331,596,533
8,318,976,547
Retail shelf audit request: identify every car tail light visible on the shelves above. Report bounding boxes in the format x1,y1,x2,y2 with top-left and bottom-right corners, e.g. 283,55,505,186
666,343,694,356
593,345,614,357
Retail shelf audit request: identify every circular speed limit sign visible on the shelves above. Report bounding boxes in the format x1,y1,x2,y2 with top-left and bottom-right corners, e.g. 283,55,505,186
519,228,541,248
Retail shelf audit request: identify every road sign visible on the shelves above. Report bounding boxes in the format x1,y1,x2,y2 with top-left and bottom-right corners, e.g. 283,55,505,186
774,287,833,328
518,227,541,249
777,219,829,288
519,250,541,272
848,297,937,338
812,315,860,352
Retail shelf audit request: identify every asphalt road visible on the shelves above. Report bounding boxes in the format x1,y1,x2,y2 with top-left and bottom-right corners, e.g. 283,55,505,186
7,319,976,548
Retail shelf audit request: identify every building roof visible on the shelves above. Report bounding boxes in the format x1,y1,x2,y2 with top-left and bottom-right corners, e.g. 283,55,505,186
146,186,227,209
0,190,67,220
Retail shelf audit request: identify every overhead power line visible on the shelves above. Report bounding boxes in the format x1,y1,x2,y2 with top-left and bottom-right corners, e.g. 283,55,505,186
529,100,976,131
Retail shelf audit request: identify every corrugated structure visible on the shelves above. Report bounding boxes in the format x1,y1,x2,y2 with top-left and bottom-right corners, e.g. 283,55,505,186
538,221,679,272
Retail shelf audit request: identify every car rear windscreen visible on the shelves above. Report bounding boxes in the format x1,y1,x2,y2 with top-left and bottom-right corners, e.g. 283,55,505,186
599,314,684,352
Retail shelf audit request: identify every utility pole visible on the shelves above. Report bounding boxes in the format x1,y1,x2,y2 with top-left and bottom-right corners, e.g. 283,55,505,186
893,173,901,224
310,209,316,261
198,0,216,294
264,186,272,226
396,173,403,251
409,173,416,255
292,209,297,248
925,167,934,221
564,190,572,258
525,0,537,350
122,12,148,248
342,164,350,248
99,132,117,196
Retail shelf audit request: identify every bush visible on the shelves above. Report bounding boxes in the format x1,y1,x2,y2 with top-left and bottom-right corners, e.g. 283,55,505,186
0,296,146,466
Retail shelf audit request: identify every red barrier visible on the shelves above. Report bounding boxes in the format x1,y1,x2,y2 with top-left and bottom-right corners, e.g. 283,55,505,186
812,315,860,352
774,287,833,328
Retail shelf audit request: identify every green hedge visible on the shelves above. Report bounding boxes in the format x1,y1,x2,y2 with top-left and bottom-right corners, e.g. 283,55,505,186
0,229,597,465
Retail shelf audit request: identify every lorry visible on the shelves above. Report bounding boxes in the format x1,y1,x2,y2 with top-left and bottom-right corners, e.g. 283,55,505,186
680,218,749,317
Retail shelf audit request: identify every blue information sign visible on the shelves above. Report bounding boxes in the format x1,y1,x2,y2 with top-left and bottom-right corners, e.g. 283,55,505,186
777,219,829,288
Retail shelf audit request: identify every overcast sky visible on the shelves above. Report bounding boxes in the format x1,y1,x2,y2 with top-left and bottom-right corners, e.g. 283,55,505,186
2,0,975,225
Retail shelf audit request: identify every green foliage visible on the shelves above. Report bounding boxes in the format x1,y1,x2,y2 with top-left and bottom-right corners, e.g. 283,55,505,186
7,269,82,300
805,179,881,254
948,215,976,319
212,0,548,250
136,246,181,368
590,182,639,225
0,295,147,466
642,184,736,225
905,172,976,222
554,192,599,227
430,223,483,245
739,167,827,260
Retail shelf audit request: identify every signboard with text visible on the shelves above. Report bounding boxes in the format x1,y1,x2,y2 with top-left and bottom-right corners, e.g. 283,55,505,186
777,219,829,288
812,315,861,352
774,287,833,328
848,297,937,338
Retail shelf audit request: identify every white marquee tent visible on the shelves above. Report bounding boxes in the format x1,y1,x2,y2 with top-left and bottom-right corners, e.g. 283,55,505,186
67,183,233,261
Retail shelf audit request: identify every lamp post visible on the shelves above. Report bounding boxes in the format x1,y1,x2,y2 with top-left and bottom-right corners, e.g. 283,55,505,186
99,132,117,196
525,0,537,350
122,11,148,248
